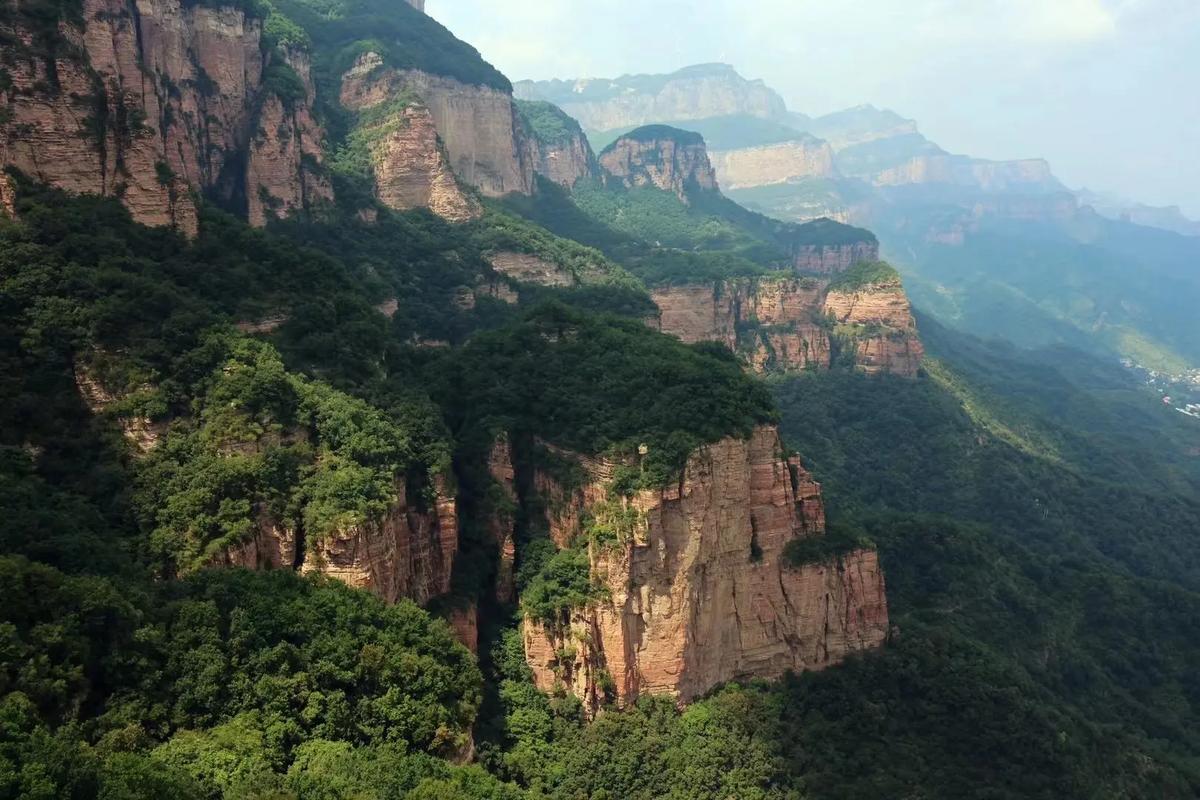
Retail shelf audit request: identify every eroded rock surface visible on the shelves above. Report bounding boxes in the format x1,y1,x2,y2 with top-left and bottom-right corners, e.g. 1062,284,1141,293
523,426,889,711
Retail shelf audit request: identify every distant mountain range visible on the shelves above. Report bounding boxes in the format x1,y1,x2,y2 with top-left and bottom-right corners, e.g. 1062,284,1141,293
516,64,1198,238
518,65,1200,376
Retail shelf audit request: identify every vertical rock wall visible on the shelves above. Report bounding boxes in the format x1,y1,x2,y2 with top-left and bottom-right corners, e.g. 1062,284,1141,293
522,426,889,711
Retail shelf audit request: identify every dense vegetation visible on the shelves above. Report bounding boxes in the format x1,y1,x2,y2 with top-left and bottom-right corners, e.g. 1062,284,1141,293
0,179,794,797
5,7,1200,791
515,100,586,147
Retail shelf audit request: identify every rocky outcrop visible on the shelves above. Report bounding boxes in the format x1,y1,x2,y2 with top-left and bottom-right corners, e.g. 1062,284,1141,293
522,426,888,710
341,57,533,198
302,475,458,606
708,139,836,190
213,512,298,571
599,127,717,201
0,0,333,233
369,103,481,221
651,278,829,374
246,49,333,226
73,364,166,453
516,100,597,188
514,64,787,135
791,241,880,274
823,276,925,377
651,267,921,377
487,251,573,286
526,132,594,188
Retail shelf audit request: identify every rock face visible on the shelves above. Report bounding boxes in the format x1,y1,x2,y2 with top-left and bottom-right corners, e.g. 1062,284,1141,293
709,139,836,190
599,127,717,201
651,269,921,377
872,155,1058,192
514,64,787,134
650,279,831,374
302,476,459,606
487,251,573,286
525,131,594,188
516,100,597,188
522,426,889,711
791,241,881,274
246,49,333,226
340,58,533,199
369,103,481,220
0,0,332,233
823,276,925,377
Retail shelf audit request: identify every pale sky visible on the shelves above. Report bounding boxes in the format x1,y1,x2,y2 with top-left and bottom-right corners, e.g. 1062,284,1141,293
429,0,1200,217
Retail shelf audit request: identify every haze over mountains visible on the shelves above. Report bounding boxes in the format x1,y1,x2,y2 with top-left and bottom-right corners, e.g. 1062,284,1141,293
3,0,1200,797
520,64,1200,383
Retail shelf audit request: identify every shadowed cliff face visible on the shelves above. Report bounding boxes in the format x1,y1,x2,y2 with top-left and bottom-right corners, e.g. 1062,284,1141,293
522,426,889,712
0,0,335,233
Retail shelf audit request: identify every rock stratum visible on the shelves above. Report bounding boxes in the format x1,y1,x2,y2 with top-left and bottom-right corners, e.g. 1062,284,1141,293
598,126,717,201
0,0,551,230
515,63,787,136
522,426,889,711
650,269,923,378
0,0,336,234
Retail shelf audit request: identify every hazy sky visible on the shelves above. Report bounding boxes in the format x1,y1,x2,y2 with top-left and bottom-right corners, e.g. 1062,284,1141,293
428,0,1200,216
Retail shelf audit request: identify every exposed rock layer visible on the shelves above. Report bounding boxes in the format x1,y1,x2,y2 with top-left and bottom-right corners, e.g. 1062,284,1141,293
709,140,836,189
0,0,333,233
523,426,889,710
514,64,787,133
651,272,921,377
341,59,533,199
599,132,717,201
823,277,925,377
369,103,481,220
300,476,458,605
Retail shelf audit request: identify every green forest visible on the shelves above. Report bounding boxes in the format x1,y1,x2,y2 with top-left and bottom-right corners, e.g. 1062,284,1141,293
3,0,1200,796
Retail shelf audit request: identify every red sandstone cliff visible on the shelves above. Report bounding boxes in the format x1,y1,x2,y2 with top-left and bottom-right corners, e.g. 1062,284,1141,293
522,426,888,711
0,0,333,233
651,271,921,377
823,275,925,378
599,129,717,202
340,55,534,200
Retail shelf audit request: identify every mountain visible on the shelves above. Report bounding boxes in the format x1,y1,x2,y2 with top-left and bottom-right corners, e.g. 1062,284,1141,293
521,65,1200,377
3,6,1200,800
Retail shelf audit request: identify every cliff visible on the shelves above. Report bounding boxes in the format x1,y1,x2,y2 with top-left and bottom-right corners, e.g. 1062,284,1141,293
209,473,458,605
522,426,888,711
708,139,836,190
823,267,925,378
246,49,334,226
599,126,717,201
0,0,333,233
515,64,787,136
872,154,1060,192
650,279,831,373
791,240,880,274
365,101,481,221
516,100,597,188
340,57,533,199
650,267,921,377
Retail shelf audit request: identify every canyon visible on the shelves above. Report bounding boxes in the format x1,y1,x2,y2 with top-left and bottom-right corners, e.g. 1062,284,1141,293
3,4,902,711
